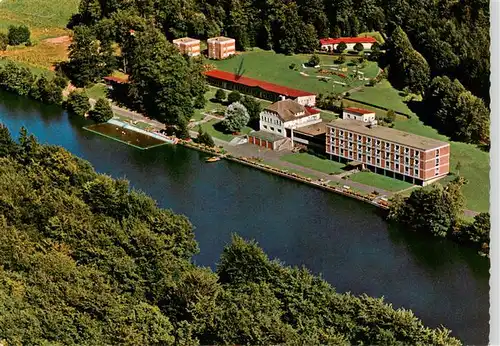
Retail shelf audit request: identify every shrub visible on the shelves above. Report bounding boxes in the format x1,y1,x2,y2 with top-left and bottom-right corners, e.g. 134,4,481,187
7,25,30,46
354,42,364,52
65,90,91,117
0,33,8,51
89,98,114,123
336,41,347,53
308,54,320,67
385,109,396,123
289,63,296,70
215,89,226,102
197,126,215,147
227,90,242,104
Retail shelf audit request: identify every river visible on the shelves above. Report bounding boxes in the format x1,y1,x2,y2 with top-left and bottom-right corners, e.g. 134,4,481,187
0,91,490,345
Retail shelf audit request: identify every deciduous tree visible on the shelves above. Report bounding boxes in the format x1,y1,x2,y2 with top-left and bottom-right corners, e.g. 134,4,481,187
221,102,249,133
89,98,114,123
66,90,91,117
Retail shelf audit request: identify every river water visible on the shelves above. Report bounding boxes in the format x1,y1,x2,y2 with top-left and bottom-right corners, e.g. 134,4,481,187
0,91,490,344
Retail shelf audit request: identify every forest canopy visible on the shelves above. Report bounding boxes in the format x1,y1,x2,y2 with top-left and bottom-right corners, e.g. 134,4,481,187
0,124,462,345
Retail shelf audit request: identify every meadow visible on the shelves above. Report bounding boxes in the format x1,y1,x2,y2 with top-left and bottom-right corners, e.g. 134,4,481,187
212,49,379,95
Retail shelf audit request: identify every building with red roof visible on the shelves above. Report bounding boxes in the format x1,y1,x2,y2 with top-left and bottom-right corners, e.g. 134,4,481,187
342,107,376,123
320,36,377,52
203,69,316,106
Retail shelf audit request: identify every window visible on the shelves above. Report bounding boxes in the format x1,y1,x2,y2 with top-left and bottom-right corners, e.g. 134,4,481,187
435,167,439,175
395,145,400,151
367,147,371,153
395,154,400,161
278,129,282,133
385,152,390,159
405,166,409,174
270,127,275,131
414,169,419,176
405,157,409,164
349,151,353,158
414,159,419,166
395,163,400,170
349,133,353,139
376,158,381,165
358,135,362,143
405,147,409,154
376,149,381,156
367,156,371,163
385,142,390,149
367,137,371,143
358,153,362,160
357,144,362,151
414,150,419,157
436,149,440,156
340,148,344,155
376,140,381,147
340,130,344,136
385,160,390,167
349,142,353,148
436,158,440,165
340,140,344,146
263,125,268,129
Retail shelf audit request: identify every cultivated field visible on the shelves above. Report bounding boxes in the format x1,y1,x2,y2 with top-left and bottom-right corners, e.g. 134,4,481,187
212,49,380,95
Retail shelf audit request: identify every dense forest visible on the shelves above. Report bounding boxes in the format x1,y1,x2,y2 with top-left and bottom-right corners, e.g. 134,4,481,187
0,124,462,345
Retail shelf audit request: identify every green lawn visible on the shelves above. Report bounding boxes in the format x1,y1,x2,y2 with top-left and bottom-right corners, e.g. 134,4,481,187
212,50,379,95
192,88,226,121
280,152,345,175
0,0,79,29
393,116,489,213
348,80,416,116
85,83,108,100
347,171,414,192
320,111,338,122
198,119,253,142
0,58,52,76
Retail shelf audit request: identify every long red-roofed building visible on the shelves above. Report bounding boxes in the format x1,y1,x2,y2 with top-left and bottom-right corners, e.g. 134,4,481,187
203,69,316,106
320,36,377,51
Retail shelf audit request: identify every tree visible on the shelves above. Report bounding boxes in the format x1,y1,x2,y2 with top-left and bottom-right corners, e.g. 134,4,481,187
353,42,364,52
385,109,396,123
89,98,114,123
7,25,30,46
0,124,19,157
336,54,346,64
308,54,320,67
227,91,242,104
336,41,347,53
0,61,35,96
0,33,8,51
176,118,191,139
221,102,249,133
67,25,113,87
65,90,91,117
215,89,226,102
127,26,199,125
369,42,381,61
388,177,466,238
194,94,206,109
197,126,215,147
462,212,490,245
241,96,262,127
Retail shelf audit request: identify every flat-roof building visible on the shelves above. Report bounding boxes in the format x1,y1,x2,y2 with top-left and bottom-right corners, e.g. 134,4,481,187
326,115,450,186
207,36,236,60
173,37,201,57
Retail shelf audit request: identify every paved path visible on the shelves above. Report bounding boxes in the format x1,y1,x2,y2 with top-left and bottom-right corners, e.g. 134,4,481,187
96,98,481,217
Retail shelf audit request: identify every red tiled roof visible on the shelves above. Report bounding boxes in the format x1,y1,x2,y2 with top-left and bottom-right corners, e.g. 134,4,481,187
305,106,321,115
320,37,377,45
203,69,315,98
104,76,128,84
344,107,375,115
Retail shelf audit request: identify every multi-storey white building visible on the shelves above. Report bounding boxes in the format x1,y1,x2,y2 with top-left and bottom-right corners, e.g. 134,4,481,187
259,99,321,137
342,107,376,123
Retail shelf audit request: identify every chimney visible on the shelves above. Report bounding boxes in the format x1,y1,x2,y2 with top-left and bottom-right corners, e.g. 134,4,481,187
279,95,286,101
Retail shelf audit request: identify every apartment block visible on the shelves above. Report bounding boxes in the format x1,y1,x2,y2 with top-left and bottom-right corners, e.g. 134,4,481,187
172,37,201,57
207,36,236,60
325,118,450,186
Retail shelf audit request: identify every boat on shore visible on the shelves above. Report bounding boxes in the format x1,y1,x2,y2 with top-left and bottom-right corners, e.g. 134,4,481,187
206,156,221,163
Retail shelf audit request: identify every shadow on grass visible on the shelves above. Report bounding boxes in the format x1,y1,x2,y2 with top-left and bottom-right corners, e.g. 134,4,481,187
213,120,232,135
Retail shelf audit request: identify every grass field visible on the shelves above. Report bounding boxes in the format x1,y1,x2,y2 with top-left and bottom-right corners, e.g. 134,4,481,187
280,152,345,175
212,50,379,95
0,0,79,30
192,88,226,121
198,119,253,142
348,80,416,116
85,83,108,100
347,171,414,192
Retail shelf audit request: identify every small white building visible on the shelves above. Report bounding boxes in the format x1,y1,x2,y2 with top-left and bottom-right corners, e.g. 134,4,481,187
320,37,377,51
260,99,322,137
342,107,377,124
